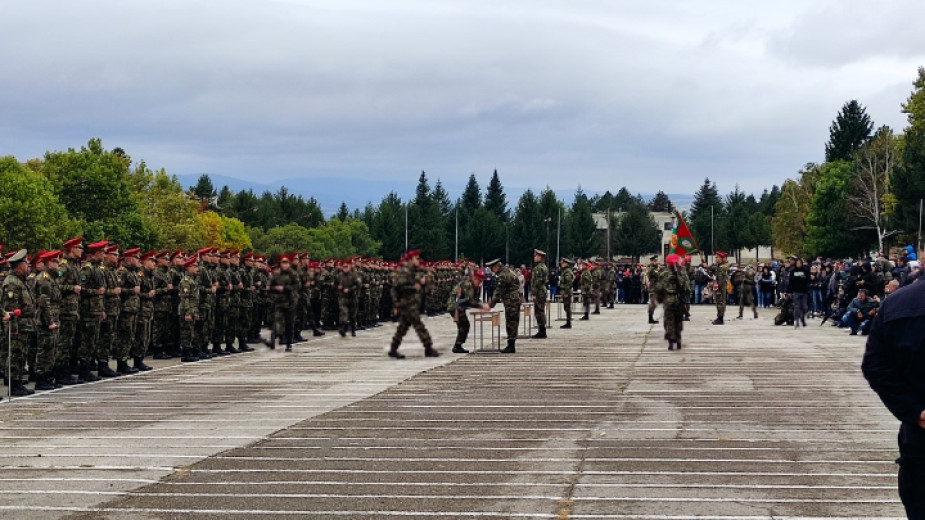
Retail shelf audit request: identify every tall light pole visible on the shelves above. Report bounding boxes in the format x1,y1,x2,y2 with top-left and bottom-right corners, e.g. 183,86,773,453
606,207,611,260
919,198,923,257
556,207,561,265
505,223,509,265
710,205,714,261
544,217,552,256
404,203,409,255
455,198,459,262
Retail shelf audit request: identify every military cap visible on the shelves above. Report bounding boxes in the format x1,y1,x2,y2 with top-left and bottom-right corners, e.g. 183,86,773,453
46,250,62,263
7,249,28,265
123,247,141,258
279,254,291,263
88,241,109,253
649,255,658,261
534,249,546,257
715,251,728,258
182,256,199,268
170,249,184,260
197,247,212,256
484,258,501,267
665,253,682,265
140,251,157,262
402,250,421,263
62,237,83,249
560,257,574,265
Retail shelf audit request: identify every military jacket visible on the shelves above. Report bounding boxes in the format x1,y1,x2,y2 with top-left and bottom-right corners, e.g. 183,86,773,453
580,269,594,293
559,268,575,296
269,269,300,308
645,263,660,288
710,261,730,290
79,261,105,317
2,273,36,334
197,264,215,310
58,257,82,318
531,262,549,296
138,268,155,318
391,264,422,307
490,266,521,307
153,266,173,313
177,274,199,317
214,266,232,308
117,264,141,313
237,266,253,307
455,278,482,311
655,268,691,306
35,270,62,330
337,269,363,299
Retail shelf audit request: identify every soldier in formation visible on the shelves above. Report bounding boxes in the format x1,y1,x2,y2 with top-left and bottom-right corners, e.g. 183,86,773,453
710,251,730,325
488,258,521,354
530,249,549,339
558,258,575,329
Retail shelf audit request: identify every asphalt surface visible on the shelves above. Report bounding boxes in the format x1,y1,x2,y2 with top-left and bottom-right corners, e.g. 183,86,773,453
0,303,906,519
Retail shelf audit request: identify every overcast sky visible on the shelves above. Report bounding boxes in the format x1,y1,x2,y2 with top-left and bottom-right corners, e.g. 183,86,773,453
3,0,924,201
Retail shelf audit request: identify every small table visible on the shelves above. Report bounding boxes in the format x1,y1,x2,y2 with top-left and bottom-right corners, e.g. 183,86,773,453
555,294,579,321
521,303,535,338
469,310,502,352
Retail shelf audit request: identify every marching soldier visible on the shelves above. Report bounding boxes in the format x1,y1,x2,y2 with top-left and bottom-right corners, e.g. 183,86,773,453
735,264,759,320
488,258,521,354
389,250,439,359
710,251,730,325
531,249,549,339
266,254,300,351
1,249,36,396
655,254,690,350
558,258,575,329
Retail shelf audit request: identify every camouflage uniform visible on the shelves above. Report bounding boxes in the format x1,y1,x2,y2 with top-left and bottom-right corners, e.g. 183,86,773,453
490,265,522,343
78,260,105,375
337,266,363,336
152,263,173,358
655,267,690,348
710,259,730,323
166,262,184,355
114,263,140,366
98,261,121,366
645,260,660,323
452,277,482,349
559,264,575,326
177,271,199,361
195,260,216,354
34,268,62,385
390,262,436,356
212,262,232,352
134,265,155,363
268,267,300,348
57,255,82,377
531,260,549,335
735,266,758,319
2,269,35,393
580,268,594,319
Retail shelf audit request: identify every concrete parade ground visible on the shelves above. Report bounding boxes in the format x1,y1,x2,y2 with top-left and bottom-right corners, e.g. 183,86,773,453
0,303,907,519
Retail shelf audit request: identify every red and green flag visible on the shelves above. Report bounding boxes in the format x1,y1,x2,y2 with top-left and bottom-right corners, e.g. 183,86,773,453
670,210,700,257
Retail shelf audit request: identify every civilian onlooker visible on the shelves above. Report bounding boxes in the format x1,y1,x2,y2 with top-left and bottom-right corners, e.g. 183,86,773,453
788,257,810,329
758,265,776,308
838,288,879,335
548,268,560,300
693,263,710,304
810,262,824,317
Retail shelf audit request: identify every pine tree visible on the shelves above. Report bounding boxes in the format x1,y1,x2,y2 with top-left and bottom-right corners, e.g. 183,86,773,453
373,192,405,261
614,198,660,261
902,66,925,131
408,171,448,259
337,202,350,222
191,174,215,200
484,169,509,222
825,100,873,163
565,188,601,258
510,189,543,266
688,178,724,254
648,191,673,212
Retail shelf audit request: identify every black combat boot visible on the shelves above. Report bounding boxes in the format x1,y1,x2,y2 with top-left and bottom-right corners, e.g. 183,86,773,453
264,333,276,350
312,327,325,337
80,364,100,382
668,341,675,351
57,367,81,386
676,339,682,350
97,361,120,378
294,331,307,342
579,313,589,321
338,324,347,338
11,383,34,397
500,339,516,354
181,347,199,362
224,341,239,355
531,328,547,339
424,345,440,357
198,348,213,360
452,343,469,354
350,322,356,337
285,342,292,352
388,345,405,359
116,359,139,375
648,314,659,324
712,317,724,325
133,357,153,371
560,321,572,329
212,343,229,356
238,339,255,352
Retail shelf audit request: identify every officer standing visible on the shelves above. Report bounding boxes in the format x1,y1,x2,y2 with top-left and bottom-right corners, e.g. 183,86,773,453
133,251,156,371
558,258,575,329
530,249,549,339
96,244,122,378
57,238,84,385
151,251,174,360
389,250,439,359
114,248,141,375
862,278,925,518
488,258,521,354
645,255,660,324
710,251,730,325
1,250,36,396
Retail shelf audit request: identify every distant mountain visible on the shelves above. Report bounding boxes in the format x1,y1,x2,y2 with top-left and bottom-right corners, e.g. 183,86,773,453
176,173,694,217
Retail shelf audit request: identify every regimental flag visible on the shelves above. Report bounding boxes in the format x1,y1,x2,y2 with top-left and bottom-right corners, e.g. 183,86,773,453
669,210,700,257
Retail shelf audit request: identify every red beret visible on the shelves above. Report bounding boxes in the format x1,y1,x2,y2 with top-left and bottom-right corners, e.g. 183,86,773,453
402,249,421,262
88,241,109,253
105,244,120,254
123,247,141,258
197,247,212,256
140,251,157,261
716,251,728,258
279,254,291,263
170,249,184,260
183,256,199,268
62,237,83,249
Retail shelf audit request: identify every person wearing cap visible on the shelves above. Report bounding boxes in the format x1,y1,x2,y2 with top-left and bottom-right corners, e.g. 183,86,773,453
112,248,142,375
530,249,549,339
1,249,36,396
33,251,64,390
195,248,218,360
486,258,521,354
165,250,186,358
558,258,576,329
94,244,122,378
131,251,157,372
450,268,490,354
579,261,596,322
232,252,258,352
733,264,759,320
248,255,270,343
655,254,690,350
178,256,201,362
57,238,85,384
151,251,175,360
76,241,108,381
709,251,730,325
389,250,440,359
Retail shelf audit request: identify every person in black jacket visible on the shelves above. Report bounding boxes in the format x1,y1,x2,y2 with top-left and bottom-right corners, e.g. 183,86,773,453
862,279,925,519
788,258,811,329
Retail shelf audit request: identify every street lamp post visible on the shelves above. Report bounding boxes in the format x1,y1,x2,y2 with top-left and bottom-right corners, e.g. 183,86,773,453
544,217,552,256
